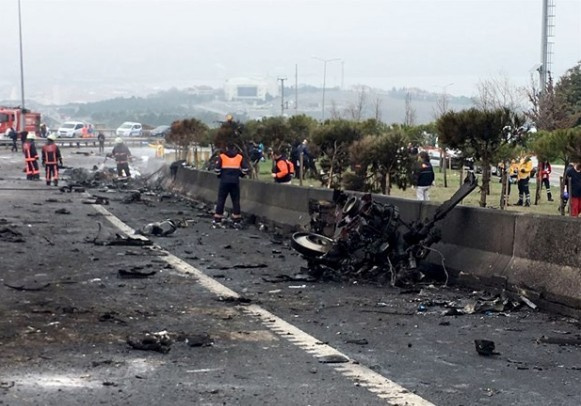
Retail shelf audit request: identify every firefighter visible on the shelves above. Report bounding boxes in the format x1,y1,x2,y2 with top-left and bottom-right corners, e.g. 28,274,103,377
515,155,534,207
107,137,132,178
22,132,40,180
213,143,249,228
271,149,294,184
41,134,63,186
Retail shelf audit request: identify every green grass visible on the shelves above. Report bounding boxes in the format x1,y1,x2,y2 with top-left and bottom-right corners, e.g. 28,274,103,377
254,160,566,217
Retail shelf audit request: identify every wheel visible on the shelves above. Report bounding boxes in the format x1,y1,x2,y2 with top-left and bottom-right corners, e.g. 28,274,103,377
291,232,334,258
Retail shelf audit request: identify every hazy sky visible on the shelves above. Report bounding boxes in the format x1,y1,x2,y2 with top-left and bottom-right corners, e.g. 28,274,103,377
2,0,580,102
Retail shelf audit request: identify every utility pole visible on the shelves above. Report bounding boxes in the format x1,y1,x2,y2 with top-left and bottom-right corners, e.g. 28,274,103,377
18,0,26,131
341,61,345,90
295,64,298,113
313,57,340,121
277,77,287,116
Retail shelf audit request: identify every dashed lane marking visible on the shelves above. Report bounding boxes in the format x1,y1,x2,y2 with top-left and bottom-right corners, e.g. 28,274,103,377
92,203,436,406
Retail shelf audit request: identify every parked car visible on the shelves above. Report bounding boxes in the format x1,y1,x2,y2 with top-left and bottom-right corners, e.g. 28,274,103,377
150,125,170,138
57,121,87,138
116,122,143,137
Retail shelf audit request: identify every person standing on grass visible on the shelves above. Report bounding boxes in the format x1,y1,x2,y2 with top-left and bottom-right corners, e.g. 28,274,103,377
565,162,581,218
413,151,435,201
538,160,554,202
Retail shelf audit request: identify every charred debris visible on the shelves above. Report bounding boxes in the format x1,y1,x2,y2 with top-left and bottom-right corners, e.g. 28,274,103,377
291,173,478,287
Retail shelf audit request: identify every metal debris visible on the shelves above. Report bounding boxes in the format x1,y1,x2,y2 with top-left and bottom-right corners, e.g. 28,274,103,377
138,219,177,237
127,331,172,353
0,227,25,243
118,267,157,278
475,339,499,356
104,234,152,246
291,173,478,286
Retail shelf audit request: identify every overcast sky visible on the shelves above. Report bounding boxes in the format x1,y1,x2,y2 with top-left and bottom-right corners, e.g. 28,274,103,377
1,0,580,102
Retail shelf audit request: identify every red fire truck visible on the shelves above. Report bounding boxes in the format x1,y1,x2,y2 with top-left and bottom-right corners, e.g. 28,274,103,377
0,106,41,135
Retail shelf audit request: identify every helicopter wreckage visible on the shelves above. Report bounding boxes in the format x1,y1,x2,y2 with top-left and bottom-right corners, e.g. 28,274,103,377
291,173,478,286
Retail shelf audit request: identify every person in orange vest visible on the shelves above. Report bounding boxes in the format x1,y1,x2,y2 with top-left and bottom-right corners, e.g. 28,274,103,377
271,149,294,184
41,134,63,186
22,132,40,180
212,143,249,228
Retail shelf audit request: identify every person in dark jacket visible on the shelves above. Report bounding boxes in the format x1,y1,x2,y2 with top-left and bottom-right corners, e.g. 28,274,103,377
107,137,132,178
7,126,18,152
272,150,294,184
413,151,435,201
213,143,249,228
97,132,106,155
565,162,581,218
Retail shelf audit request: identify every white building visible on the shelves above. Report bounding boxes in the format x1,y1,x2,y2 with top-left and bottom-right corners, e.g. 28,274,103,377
224,77,277,102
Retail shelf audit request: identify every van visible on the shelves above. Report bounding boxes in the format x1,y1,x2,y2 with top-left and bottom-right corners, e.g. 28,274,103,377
116,122,142,137
57,121,86,138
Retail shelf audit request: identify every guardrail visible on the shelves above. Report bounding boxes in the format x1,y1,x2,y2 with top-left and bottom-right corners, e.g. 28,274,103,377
0,137,157,148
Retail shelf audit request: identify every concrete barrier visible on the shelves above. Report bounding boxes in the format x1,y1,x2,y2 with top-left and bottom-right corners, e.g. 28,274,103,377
171,166,581,316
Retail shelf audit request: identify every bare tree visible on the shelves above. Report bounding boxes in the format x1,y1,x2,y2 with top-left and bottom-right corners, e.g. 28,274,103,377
404,92,416,126
329,100,342,120
347,85,367,121
474,75,524,111
526,73,575,130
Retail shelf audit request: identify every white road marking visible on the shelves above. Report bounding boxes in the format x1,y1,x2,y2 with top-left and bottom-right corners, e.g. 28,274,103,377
93,203,436,406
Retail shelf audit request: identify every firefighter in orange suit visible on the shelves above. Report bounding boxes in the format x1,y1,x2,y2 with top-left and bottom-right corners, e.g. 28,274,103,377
213,143,249,228
22,132,40,180
41,134,63,186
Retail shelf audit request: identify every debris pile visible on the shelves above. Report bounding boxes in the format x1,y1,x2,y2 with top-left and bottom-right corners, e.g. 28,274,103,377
291,173,478,286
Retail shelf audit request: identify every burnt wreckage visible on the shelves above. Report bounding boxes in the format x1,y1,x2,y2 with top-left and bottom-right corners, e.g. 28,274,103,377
291,173,478,285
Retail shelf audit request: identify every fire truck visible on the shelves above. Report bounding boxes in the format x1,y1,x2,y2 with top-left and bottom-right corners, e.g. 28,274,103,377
0,106,41,135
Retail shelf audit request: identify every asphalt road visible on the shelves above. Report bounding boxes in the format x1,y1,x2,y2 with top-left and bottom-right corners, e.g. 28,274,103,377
1,144,580,406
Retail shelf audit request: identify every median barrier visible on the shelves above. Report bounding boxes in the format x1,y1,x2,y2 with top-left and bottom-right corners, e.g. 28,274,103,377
171,166,581,315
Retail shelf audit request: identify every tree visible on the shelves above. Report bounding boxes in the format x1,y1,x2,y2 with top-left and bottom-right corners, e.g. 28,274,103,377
312,119,363,188
404,92,416,126
555,61,581,127
166,118,209,162
436,108,525,207
368,129,411,194
527,73,573,130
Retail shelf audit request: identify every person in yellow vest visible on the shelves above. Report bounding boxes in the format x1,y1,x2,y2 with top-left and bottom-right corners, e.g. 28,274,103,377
515,155,534,207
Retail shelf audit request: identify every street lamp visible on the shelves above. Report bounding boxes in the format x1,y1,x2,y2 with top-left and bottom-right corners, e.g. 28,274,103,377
313,57,341,121
18,0,26,131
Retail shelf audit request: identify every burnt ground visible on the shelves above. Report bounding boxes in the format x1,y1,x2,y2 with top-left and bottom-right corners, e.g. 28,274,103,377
1,147,580,406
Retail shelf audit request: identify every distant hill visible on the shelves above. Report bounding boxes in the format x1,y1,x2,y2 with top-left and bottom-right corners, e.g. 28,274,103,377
3,86,474,129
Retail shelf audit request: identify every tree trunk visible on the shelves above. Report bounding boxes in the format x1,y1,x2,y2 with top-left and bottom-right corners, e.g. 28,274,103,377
534,171,541,205
479,161,490,207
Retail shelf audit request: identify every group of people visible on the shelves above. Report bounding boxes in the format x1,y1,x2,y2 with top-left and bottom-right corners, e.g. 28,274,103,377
18,132,63,185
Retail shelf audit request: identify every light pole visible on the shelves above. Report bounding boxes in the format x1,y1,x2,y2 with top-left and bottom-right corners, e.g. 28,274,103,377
313,57,340,121
277,77,287,116
18,0,26,131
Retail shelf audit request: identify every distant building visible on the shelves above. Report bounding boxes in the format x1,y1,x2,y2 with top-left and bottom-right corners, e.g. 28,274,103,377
224,77,277,102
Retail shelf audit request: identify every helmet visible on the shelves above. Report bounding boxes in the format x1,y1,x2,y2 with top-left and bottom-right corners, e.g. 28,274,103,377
26,133,35,140
115,137,123,144
47,134,57,141
225,114,233,121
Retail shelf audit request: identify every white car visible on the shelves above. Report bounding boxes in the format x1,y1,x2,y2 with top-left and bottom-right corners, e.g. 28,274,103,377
57,121,86,138
116,122,142,137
